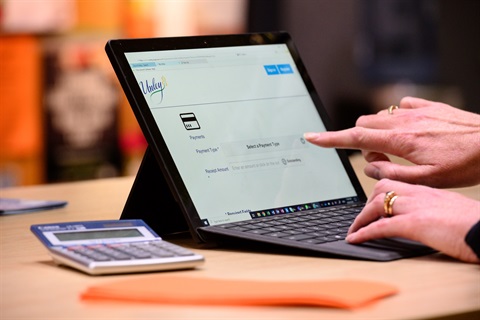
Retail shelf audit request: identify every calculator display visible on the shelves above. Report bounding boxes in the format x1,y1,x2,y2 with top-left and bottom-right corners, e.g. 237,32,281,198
54,229,143,241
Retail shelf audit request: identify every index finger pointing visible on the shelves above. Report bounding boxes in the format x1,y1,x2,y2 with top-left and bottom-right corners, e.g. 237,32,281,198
304,127,394,153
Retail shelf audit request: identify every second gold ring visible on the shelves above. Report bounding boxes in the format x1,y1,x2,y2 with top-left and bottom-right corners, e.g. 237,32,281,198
388,105,399,114
383,191,398,217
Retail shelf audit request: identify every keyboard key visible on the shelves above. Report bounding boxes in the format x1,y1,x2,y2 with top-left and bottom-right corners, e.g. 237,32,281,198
300,238,329,245
281,234,316,241
245,229,272,235
264,232,290,238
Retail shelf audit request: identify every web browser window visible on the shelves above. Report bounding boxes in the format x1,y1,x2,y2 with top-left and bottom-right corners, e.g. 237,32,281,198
125,44,356,226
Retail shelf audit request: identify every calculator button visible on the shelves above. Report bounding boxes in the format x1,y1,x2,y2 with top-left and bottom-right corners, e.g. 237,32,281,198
122,242,175,259
110,244,153,259
149,249,176,258
149,241,195,256
125,250,152,259
170,248,195,256
69,247,112,261
140,243,178,257
89,245,131,260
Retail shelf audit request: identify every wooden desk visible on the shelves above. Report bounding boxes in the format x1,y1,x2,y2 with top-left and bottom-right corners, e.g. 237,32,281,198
1,155,479,319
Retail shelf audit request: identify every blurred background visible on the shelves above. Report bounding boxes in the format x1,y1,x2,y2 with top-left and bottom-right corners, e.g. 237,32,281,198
1,0,479,187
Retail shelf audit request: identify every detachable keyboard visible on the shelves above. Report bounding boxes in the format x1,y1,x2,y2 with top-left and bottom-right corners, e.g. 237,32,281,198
216,205,362,244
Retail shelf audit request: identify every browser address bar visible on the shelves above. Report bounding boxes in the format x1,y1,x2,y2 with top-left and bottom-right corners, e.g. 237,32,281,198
130,58,208,69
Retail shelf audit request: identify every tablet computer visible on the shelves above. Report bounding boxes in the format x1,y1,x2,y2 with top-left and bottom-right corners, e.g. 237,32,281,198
105,32,433,261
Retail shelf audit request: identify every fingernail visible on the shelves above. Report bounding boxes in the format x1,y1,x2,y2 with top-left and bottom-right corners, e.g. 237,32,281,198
364,165,380,180
303,132,316,140
345,233,355,243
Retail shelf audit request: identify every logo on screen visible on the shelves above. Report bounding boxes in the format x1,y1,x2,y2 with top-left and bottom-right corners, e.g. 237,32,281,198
139,76,167,105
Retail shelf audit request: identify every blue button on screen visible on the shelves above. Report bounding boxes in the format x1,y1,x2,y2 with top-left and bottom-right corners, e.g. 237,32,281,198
277,64,293,74
264,65,279,75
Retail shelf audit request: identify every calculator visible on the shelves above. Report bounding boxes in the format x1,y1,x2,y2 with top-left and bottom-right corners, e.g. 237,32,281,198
30,220,204,275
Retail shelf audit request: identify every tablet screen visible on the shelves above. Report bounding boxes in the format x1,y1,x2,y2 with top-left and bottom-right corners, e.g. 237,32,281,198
124,44,357,226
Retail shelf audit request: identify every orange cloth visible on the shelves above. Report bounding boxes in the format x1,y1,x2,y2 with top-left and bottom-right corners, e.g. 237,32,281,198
81,275,398,309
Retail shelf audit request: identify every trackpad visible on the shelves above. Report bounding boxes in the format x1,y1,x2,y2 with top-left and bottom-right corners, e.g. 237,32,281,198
321,239,435,261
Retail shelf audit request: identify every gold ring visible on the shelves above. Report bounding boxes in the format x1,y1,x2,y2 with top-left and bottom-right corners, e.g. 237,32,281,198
383,191,397,217
387,105,399,114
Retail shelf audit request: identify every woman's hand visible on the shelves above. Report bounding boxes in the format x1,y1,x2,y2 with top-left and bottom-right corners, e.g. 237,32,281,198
346,179,480,263
304,97,480,188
